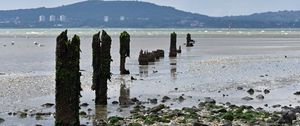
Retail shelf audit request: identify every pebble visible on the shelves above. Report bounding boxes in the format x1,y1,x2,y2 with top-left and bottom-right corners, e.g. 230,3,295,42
242,96,253,101
247,88,255,95
112,101,119,105
80,103,89,107
41,103,54,108
204,97,216,104
131,76,137,80
237,86,243,90
273,104,281,108
264,89,270,94
148,98,158,104
178,96,185,102
256,94,264,100
294,91,300,95
161,96,171,103
0,118,4,124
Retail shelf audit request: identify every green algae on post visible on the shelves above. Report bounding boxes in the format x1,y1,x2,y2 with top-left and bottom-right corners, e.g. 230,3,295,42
186,33,195,47
169,32,177,57
120,31,130,74
55,30,81,126
93,30,112,105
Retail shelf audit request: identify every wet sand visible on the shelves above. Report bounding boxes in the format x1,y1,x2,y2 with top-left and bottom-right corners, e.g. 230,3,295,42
1,29,300,125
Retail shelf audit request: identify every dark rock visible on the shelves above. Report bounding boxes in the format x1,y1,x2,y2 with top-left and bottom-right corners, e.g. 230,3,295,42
112,101,119,105
257,107,264,111
264,104,268,107
240,105,254,110
204,97,216,104
292,106,300,113
237,86,243,90
161,96,171,103
242,96,253,101
247,88,255,95
175,88,178,91
278,111,296,124
178,96,185,102
80,103,89,107
193,122,209,126
256,94,264,100
41,103,54,108
35,124,43,126
148,98,158,104
17,112,27,118
170,63,176,65
35,112,52,116
272,104,281,108
282,106,293,110
150,104,165,113
213,108,227,113
260,75,265,77
294,91,300,95
79,111,87,116
0,118,4,124
264,89,270,94
131,97,139,103
131,76,137,80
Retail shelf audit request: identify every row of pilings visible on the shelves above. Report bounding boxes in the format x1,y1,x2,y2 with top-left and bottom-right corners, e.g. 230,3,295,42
55,30,195,125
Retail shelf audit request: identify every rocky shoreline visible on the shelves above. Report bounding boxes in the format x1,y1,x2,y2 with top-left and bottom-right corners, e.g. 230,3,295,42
103,100,300,126
2,93,300,126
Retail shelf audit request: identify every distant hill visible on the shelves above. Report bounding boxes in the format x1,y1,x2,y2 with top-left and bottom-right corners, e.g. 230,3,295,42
0,0,299,28
222,11,300,28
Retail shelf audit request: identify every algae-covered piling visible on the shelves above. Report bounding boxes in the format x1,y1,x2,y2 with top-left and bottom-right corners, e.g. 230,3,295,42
120,31,130,74
93,30,112,105
55,30,81,126
169,32,177,57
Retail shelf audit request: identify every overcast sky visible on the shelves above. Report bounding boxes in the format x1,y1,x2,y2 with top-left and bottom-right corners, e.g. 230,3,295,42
1,0,300,16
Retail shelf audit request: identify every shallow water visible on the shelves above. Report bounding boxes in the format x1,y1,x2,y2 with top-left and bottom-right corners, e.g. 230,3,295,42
1,28,300,125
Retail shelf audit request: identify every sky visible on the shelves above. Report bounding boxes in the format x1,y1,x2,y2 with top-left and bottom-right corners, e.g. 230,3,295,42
1,0,300,16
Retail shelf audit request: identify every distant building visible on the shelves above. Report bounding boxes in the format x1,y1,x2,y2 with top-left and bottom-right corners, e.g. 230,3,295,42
59,15,66,22
39,15,46,22
49,15,56,22
104,16,109,22
120,16,125,21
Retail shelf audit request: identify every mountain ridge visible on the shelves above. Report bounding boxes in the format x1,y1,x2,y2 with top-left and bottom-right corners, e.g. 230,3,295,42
0,0,299,28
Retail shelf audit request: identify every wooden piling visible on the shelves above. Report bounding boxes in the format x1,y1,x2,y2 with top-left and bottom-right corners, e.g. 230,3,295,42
55,30,81,126
120,31,130,74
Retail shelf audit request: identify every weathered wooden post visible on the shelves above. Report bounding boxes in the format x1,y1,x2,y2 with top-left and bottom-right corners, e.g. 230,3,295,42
186,33,194,47
93,30,112,105
169,32,177,57
55,30,81,126
119,31,130,74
